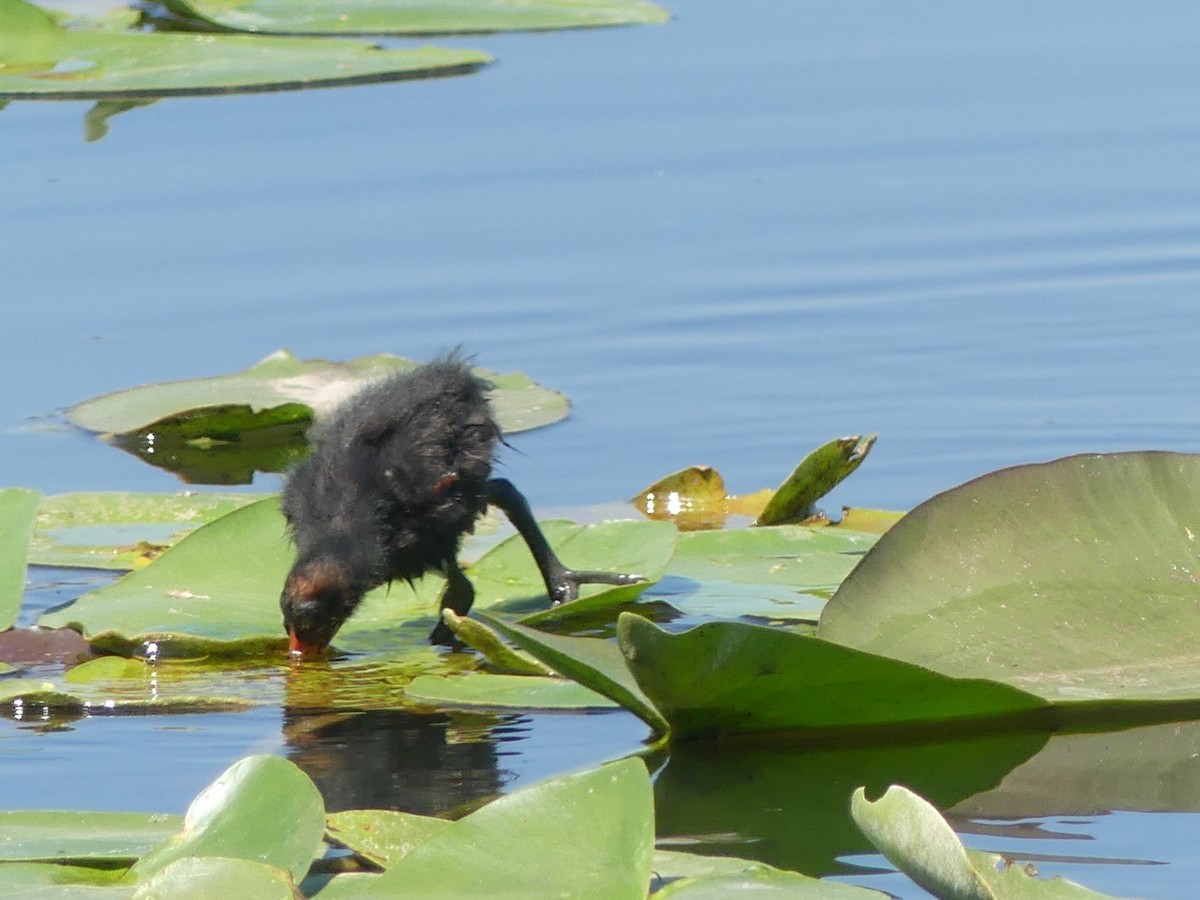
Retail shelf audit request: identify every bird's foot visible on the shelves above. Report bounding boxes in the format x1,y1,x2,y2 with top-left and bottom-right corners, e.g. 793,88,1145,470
549,569,645,605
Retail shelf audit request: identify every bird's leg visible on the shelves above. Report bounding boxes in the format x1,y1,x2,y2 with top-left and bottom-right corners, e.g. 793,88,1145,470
485,478,644,604
430,562,474,645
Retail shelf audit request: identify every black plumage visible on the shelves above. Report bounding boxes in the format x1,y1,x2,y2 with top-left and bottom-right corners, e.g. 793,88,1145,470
279,354,639,655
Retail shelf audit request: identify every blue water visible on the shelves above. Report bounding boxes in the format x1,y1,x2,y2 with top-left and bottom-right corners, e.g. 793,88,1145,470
5,1,1200,895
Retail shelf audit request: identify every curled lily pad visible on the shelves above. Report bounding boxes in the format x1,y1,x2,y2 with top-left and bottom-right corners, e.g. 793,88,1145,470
851,784,1130,899
162,0,670,35
131,857,298,899
0,0,491,99
326,808,450,868
756,435,876,526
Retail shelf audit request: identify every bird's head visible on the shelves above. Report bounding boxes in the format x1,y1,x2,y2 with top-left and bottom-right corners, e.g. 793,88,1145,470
280,557,364,657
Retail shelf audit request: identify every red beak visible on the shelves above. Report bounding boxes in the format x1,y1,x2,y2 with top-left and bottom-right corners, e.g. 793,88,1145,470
287,628,326,658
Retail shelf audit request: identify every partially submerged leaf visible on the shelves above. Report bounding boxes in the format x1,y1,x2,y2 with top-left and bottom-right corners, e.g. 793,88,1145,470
131,755,325,883
162,0,670,35
631,465,739,531
756,435,876,526
1,488,41,630
822,452,1200,704
438,610,553,675
653,869,885,898
0,1,491,99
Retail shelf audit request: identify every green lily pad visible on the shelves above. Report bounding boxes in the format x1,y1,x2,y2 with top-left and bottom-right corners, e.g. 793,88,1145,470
0,810,182,864
438,610,553,675
38,498,670,656
756,435,876,526
406,671,620,710
326,808,450,868
130,755,325,884
653,870,885,899
616,614,1050,742
821,451,1200,703
67,351,567,484
1,488,40,630
131,857,297,899
348,757,653,898
851,784,1130,899
0,862,130,896
0,0,490,99
30,491,258,570
163,0,670,35
656,525,876,622
68,350,564,438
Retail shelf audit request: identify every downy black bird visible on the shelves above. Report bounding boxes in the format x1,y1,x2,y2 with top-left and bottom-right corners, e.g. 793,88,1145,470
279,354,641,655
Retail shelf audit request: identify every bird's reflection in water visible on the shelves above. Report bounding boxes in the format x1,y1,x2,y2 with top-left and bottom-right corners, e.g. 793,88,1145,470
283,707,529,816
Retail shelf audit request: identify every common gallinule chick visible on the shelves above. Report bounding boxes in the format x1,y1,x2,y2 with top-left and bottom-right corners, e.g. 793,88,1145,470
280,354,641,655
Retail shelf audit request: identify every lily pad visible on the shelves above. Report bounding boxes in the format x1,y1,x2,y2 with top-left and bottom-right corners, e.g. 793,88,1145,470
343,757,653,898
131,857,298,899
30,491,258,570
851,784,1130,899
38,497,671,656
326,808,450,868
756,435,876,526
653,525,876,622
0,810,182,864
821,451,1200,704
163,0,670,35
631,465,770,531
405,671,620,710
1,488,40,630
130,755,325,883
653,870,885,899
0,0,491,99
68,350,565,438
616,614,1050,742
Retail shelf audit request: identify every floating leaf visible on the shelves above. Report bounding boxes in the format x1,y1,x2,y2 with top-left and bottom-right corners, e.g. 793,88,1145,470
0,1,490,100
162,0,670,35
653,525,876,622
851,784,1130,899
0,810,182,864
616,614,1050,742
822,452,1200,704
66,351,566,484
1,488,40,630
756,435,876,526
131,857,297,899
349,757,653,898
406,671,620,710
326,808,450,868
653,869,885,898
39,498,670,656
30,491,258,570
131,755,324,883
